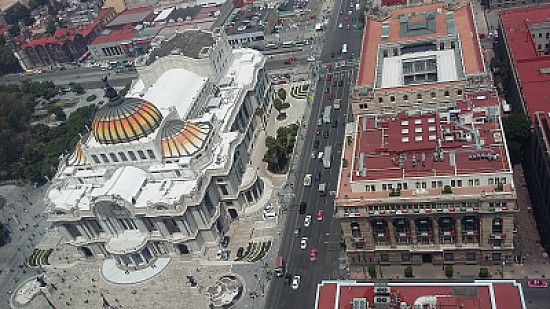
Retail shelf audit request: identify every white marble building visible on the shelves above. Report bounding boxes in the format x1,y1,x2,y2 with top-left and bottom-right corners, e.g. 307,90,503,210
44,28,272,270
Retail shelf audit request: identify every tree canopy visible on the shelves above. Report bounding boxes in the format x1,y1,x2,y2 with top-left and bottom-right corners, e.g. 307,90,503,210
0,81,97,183
502,113,530,164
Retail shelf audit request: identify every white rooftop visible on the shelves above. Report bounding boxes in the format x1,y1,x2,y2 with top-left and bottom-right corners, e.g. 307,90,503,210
380,49,458,88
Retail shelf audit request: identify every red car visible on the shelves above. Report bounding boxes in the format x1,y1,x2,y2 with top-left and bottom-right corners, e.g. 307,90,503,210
316,128,321,136
326,74,332,81
345,15,349,21
317,210,324,221
310,249,318,261
327,93,333,100
327,63,332,71
528,280,547,288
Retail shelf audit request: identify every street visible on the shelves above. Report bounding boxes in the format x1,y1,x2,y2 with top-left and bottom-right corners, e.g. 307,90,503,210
266,0,364,307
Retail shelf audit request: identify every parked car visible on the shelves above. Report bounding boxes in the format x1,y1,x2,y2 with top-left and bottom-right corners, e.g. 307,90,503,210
236,247,245,258
221,236,230,248
294,227,301,236
528,280,548,288
324,131,329,139
328,93,333,100
314,172,322,181
314,140,320,148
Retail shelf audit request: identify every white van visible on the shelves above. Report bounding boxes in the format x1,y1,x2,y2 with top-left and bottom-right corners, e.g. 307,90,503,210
318,152,324,160
342,44,348,54
318,183,327,196
304,174,312,187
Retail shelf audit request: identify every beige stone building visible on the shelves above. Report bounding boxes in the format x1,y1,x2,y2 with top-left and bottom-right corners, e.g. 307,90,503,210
353,1,491,115
335,93,516,267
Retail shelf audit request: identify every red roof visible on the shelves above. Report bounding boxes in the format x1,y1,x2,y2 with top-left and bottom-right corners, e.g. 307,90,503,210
501,5,550,119
90,27,136,45
316,281,525,309
21,21,100,48
381,0,405,5
97,7,115,20
350,91,509,181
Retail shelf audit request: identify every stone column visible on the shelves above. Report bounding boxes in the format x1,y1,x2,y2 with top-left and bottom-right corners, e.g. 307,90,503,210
432,219,440,247
135,218,148,233
387,220,396,248
98,219,113,235
57,224,74,241
83,221,97,238
410,220,418,246
156,219,171,237
76,223,92,240
176,220,189,236
455,217,463,247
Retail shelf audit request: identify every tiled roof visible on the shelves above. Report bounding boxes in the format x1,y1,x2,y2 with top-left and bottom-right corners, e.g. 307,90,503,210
107,6,154,28
500,5,550,119
20,21,100,48
90,27,136,45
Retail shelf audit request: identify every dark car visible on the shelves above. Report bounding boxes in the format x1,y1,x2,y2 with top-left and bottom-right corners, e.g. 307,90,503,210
331,52,335,58
332,120,338,128
324,131,329,139
338,80,343,87
284,273,292,285
299,202,307,214
221,236,230,248
314,172,321,181
236,246,245,258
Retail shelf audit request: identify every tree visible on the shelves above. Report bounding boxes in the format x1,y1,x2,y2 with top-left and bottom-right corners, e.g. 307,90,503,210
273,98,284,114
502,113,530,163
118,81,132,97
254,107,264,117
54,109,66,121
0,45,21,74
71,83,84,94
45,16,56,35
277,88,287,101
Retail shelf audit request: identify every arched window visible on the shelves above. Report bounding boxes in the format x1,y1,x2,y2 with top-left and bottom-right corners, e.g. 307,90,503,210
351,222,361,237
492,217,503,233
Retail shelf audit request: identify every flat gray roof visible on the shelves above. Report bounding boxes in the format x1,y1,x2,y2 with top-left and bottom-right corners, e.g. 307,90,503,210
149,30,215,61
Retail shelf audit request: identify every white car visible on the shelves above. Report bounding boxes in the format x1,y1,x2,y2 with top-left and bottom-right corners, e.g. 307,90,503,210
338,23,343,29
304,215,312,227
292,275,301,290
300,237,308,249
307,56,316,62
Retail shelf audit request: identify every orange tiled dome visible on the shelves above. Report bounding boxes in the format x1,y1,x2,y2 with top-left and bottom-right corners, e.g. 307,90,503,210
160,120,211,158
92,98,163,144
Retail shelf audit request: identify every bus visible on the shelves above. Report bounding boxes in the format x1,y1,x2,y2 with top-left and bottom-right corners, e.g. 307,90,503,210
323,106,332,124
274,256,284,277
323,146,332,169
342,44,348,54
282,41,296,48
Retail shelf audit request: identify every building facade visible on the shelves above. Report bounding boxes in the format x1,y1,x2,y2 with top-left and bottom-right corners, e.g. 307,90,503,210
353,1,490,115
44,28,273,270
498,6,550,254
335,93,516,266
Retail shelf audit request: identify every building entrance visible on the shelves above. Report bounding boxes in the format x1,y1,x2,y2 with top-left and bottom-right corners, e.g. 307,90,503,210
422,254,433,263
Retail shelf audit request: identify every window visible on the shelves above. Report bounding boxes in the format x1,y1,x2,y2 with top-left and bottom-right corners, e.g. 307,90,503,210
488,178,494,185
147,150,156,159
451,180,456,187
457,180,462,187
457,89,463,95
100,153,109,163
109,153,119,162
450,41,455,49
444,252,454,261
390,96,395,102
403,95,409,101
492,253,502,261
417,93,422,100
91,155,100,164
431,92,436,99
351,222,361,237
474,179,480,186
402,253,411,262
466,252,476,262
219,184,229,195
128,151,137,161
137,150,146,159
380,254,389,262
444,90,450,97
378,97,383,103
118,152,128,161
432,181,437,188
468,179,474,186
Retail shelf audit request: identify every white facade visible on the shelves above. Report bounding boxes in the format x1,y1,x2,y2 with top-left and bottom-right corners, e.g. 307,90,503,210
44,28,272,270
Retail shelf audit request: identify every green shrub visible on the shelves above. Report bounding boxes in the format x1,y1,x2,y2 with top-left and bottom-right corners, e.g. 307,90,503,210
389,188,401,196
342,158,348,168
495,183,504,192
479,267,490,278
404,265,414,277
442,185,453,194
368,265,376,278
86,95,97,102
347,136,353,146
445,265,453,277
